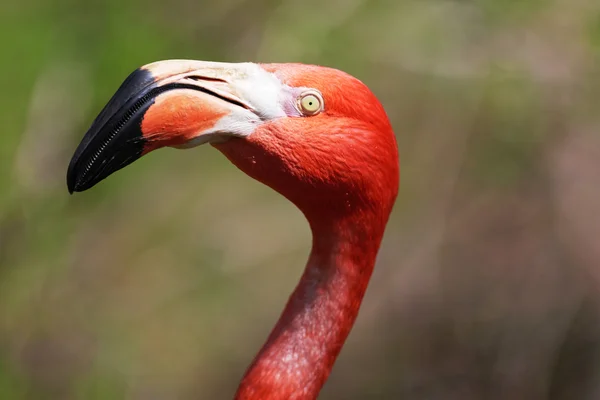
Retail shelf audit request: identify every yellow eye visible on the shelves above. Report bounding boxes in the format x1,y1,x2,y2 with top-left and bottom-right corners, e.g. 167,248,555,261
298,91,323,116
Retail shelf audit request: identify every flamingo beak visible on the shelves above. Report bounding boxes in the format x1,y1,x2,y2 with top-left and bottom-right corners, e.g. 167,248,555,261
66,60,258,194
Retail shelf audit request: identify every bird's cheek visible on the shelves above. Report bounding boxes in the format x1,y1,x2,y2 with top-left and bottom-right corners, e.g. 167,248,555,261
140,90,229,154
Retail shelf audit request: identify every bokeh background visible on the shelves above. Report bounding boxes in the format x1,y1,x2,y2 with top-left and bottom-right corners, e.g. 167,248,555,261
2,0,600,398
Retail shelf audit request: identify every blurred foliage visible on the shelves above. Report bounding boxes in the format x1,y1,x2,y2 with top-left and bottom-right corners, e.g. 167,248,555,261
2,0,600,399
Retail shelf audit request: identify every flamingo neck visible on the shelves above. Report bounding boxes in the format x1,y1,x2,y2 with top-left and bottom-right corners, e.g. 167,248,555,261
234,210,387,400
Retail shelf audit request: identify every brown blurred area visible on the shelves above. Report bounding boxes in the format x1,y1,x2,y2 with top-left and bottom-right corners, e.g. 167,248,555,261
2,0,600,398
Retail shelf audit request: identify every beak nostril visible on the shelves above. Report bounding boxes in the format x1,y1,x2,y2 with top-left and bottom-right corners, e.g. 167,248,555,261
187,75,228,83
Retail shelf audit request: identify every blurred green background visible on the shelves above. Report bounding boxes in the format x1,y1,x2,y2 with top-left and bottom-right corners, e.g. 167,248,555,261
2,0,600,398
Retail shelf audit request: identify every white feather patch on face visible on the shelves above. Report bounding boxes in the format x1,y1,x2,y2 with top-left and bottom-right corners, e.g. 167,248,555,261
227,63,308,120
234,63,289,120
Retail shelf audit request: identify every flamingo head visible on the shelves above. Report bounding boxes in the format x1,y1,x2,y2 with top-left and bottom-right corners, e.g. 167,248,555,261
67,60,399,222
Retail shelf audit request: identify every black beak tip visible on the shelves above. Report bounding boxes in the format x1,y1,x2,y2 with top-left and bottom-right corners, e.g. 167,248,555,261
66,67,156,196
66,152,92,194
66,175,76,194
66,160,78,194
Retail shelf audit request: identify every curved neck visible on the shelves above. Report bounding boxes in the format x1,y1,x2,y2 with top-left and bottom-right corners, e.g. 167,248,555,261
234,209,388,400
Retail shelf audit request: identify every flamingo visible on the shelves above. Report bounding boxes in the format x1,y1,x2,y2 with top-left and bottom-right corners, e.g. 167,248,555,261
67,60,399,400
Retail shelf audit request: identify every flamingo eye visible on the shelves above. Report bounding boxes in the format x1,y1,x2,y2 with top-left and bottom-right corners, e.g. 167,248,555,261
298,91,323,116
